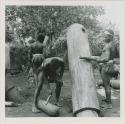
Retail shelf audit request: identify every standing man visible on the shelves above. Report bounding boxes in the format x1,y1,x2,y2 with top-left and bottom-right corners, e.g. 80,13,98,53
81,29,119,109
27,29,49,85
28,29,48,63
96,29,119,109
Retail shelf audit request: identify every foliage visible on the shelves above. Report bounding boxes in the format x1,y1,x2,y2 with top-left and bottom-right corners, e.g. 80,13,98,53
6,6,119,69
6,6,104,41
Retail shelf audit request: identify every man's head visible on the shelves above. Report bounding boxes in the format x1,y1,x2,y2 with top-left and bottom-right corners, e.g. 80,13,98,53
37,33,45,43
37,27,46,35
104,29,114,43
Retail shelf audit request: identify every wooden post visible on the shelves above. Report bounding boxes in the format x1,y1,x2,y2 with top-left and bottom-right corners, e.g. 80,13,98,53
67,23,100,117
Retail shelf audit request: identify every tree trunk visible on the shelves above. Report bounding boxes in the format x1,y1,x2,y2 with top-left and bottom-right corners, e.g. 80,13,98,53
67,23,100,117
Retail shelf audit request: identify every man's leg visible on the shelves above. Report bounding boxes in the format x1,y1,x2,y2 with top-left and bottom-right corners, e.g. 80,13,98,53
33,73,38,86
46,79,52,95
101,70,112,108
55,64,64,106
103,76,111,103
55,80,63,106
32,71,44,112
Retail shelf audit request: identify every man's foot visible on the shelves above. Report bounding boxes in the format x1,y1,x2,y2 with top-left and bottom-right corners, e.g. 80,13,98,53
32,105,41,113
102,99,111,103
100,103,112,109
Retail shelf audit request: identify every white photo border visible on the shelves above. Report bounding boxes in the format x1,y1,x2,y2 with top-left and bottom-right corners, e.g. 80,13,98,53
0,0,125,124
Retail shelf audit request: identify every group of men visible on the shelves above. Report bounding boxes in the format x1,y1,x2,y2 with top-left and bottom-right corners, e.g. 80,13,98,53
27,30,65,112
28,28,119,113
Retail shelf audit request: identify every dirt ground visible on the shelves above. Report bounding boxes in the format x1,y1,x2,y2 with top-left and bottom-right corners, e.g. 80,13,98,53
5,70,120,117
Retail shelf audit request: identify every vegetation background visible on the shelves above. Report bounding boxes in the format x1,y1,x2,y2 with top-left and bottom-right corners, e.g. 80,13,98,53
5,6,120,70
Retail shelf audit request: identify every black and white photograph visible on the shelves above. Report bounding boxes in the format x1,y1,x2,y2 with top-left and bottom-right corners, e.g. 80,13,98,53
2,0,124,120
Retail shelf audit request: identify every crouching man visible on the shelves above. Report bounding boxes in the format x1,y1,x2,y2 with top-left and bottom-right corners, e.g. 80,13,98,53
32,56,64,113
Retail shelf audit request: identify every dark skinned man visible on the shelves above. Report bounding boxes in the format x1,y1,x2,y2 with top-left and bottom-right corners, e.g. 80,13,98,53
80,29,119,109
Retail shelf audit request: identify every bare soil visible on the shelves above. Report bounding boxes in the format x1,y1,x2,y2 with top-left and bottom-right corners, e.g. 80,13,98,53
5,70,120,117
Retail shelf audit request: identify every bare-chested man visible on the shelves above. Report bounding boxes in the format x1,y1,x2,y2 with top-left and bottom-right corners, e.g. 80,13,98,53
32,56,64,113
81,29,119,109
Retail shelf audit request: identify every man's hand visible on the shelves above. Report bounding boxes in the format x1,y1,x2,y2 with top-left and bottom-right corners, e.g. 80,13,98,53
80,57,93,62
48,89,52,95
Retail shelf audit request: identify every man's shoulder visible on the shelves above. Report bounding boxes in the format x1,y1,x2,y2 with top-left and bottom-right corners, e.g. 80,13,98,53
43,57,64,66
30,42,36,47
103,43,112,50
45,57,63,62
30,42,44,48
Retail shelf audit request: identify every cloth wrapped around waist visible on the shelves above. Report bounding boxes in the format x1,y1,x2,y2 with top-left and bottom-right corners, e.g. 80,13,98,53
99,62,119,77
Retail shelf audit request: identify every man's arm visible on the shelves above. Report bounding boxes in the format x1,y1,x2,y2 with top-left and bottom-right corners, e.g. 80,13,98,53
28,46,33,67
80,56,99,61
43,35,49,46
96,48,110,63
80,46,110,63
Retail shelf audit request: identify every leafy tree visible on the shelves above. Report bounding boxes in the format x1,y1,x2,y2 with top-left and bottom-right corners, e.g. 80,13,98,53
6,6,104,40
6,6,119,68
